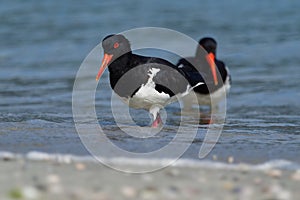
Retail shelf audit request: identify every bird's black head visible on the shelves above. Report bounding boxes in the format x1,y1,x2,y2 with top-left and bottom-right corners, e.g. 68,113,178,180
101,34,131,56
198,37,217,55
196,37,219,86
96,34,131,81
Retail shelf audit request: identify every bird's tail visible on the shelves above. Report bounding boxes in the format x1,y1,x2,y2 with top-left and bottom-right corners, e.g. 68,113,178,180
166,82,204,105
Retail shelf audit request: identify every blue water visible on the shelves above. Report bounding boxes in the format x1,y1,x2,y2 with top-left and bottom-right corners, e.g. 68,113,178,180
1,0,300,165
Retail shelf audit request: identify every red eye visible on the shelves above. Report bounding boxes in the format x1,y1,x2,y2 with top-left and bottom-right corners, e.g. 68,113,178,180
113,42,119,49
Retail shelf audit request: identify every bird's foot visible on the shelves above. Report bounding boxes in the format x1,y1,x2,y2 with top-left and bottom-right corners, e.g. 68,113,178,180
200,113,213,124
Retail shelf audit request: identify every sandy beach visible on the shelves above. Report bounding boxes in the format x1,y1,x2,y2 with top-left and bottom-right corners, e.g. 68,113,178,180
1,155,299,200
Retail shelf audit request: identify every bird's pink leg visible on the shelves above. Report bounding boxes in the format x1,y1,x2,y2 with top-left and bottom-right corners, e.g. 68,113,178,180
151,113,162,128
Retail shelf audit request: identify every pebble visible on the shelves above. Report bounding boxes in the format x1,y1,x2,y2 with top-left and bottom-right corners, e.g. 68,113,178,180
47,174,63,195
261,186,270,193
56,155,72,164
197,176,207,183
91,192,111,200
75,163,86,171
46,174,61,184
121,186,138,198
237,163,250,173
232,176,239,182
1,152,15,161
269,184,291,200
35,183,47,192
49,184,63,194
168,185,179,193
163,186,180,199
231,187,241,194
266,169,282,178
140,186,158,199
141,174,153,182
9,188,23,199
212,154,218,161
239,186,254,200
165,169,180,177
22,186,40,200
291,170,300,181
228,156,234,164
184,187,201,197
253,177,262,184
219,174,228,180
223,181,234,190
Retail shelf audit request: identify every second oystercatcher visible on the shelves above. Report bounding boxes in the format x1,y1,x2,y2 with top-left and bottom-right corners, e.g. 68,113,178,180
96,34,203,127
176,37,231,111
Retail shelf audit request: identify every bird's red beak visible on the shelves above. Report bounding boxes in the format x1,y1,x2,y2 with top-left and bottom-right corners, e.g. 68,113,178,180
96,53,113,81
206,52,218,86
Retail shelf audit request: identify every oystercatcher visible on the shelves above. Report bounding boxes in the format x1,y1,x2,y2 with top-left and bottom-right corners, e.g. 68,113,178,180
176,37,231,111
96,34,203,127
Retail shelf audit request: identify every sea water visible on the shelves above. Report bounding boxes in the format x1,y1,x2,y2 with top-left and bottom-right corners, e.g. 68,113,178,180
1,0,299,168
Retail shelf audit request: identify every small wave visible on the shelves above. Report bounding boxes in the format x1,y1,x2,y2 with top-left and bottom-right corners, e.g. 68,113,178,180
1,151,299,171
0,113,71,123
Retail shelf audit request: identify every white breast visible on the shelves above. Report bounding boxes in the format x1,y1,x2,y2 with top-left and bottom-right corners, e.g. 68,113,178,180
124,68,171,110
182,75,231,108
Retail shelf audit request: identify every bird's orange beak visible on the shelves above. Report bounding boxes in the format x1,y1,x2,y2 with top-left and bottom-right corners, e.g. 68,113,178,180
96,53,113,81
206,52,218,86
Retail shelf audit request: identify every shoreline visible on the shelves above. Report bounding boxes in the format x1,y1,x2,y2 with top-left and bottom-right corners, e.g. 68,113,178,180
1,153,300,200
1,151,299,170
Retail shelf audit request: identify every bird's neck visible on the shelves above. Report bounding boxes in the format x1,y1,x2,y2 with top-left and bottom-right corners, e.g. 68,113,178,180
108,52,133,89
108,52,132,73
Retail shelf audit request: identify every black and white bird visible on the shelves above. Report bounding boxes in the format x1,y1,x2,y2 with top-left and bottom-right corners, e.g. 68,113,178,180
176,37,231,111
96,34,202,127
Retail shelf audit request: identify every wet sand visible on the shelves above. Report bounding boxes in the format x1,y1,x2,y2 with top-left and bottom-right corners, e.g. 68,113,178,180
0,157,299,200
